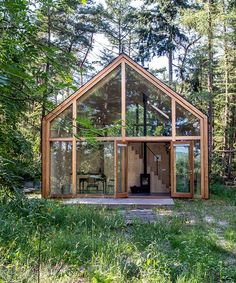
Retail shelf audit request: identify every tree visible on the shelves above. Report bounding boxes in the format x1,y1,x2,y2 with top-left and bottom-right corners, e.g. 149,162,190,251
0,0,100,189
136,0,188,84
99,0,138,57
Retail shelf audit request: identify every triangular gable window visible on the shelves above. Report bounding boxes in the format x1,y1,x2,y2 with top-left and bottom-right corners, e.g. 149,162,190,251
176,102,200,136
125,64,172,137
77,65,121,137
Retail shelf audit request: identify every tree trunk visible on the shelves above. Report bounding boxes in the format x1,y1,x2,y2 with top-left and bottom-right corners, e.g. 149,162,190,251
222,0,230,177
79,33,94,87
40,5,51,159
168,47,173,86
207,0,214,173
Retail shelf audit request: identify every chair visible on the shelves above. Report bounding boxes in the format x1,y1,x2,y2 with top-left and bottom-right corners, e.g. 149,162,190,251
86,177,99,193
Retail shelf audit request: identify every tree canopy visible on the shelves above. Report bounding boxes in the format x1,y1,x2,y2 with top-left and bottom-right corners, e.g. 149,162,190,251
0,0,235,191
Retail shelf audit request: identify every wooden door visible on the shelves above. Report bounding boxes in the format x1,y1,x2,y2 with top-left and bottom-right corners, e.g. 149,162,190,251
115,141,128,198
171,141,194,198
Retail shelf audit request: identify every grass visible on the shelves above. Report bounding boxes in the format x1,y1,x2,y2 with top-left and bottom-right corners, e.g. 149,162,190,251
0,184,236,282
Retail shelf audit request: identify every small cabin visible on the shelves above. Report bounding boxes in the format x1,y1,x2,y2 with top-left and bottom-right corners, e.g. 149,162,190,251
42,54,208,199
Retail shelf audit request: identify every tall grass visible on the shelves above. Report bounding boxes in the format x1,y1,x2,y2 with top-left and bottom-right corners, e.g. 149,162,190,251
0,186,236,282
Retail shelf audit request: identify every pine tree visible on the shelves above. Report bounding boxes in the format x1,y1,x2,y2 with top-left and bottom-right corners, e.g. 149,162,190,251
99,0,138,57
136,0,188,84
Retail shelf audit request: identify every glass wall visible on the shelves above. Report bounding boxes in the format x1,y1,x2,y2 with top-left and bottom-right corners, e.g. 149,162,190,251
194,141,201,196
174,144,191,193
77,65,122,137
50,142,72,195
76,142,115,194
176,103,200,136
50,105,73,138
126,64,172,136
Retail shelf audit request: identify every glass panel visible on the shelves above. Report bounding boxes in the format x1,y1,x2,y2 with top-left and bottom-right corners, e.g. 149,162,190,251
76,142,114,194
117,144,127,193
50,105,73,138
176,103,200,136
194,141,201,196
126,64,172,136
50,142,72,195
77,66,121,137
174,144,191,193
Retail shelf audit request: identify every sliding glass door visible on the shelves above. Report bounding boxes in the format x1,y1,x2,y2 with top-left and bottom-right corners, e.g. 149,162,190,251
171,141,194,198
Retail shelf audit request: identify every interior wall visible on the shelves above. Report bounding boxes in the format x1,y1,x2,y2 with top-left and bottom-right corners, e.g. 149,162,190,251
127,142,170,194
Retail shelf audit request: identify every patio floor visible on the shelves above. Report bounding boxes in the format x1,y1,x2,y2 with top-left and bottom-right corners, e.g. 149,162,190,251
63,197,174,206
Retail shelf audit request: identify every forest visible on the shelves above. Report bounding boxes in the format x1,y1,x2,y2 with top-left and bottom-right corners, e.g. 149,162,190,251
0,0,235,190
0,1,236,282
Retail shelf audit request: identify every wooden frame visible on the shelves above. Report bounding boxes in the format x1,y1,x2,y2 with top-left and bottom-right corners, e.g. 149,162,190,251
42,53,209,200
171,141,194,198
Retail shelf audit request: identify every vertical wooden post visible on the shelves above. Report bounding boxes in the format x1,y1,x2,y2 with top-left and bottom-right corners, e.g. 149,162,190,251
200,118,204,198
44,120,50,198
203,118,209,199
172,99,176,141
72,101,77,195
170,141,174,196
121,61,126,141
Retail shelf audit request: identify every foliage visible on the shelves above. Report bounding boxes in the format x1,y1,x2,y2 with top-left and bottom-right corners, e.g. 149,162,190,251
99,0,138,57
0,0,235,192
75,117,123,147
0,0,100,191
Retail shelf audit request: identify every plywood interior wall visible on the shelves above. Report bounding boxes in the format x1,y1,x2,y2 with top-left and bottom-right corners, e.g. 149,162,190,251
127,142,170,193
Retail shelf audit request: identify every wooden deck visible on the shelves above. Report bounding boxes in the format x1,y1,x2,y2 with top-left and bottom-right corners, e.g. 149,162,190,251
63,197,174,206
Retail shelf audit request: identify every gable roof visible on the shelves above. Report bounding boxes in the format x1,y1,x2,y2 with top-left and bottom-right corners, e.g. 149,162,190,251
44,53,207,122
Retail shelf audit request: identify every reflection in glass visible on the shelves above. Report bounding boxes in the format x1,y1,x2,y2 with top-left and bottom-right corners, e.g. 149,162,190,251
176,103,200,136
174,144,191,193
50,142,72,194
126,64,172,137
77,66,121,137
50,105,73,138
194,141,201,196
76,142,114,194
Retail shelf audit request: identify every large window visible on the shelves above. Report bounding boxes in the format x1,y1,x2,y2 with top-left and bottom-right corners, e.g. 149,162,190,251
76,142,115,194
50,105,73,138
126,64,172,137
77,66,121,137
50,142,72,195
176,103,200,136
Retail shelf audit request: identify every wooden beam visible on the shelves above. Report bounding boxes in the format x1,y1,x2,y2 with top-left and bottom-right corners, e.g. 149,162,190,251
172,99,176,141
72,101,77,195
121,61,126,140
170,141,174,197
48,136,201,143
49,137,73,141
45,120,50,198
203,117,209,199
200,118,204,198
125,136,200,142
